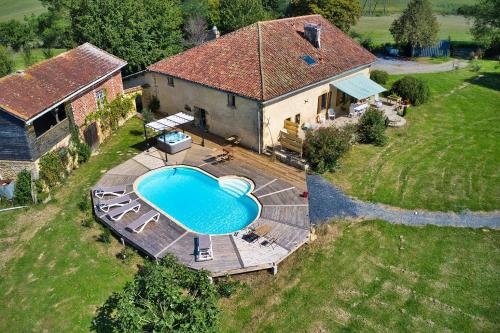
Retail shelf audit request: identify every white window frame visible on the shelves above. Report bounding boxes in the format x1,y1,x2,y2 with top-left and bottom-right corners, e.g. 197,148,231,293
95,89,106,108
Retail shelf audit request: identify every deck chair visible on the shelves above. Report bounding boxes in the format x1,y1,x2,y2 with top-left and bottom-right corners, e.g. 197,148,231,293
97,194,132,213
94,185,126,199
327,108,335,120
107,201,141,221
195,235,214,261
126,210,160,233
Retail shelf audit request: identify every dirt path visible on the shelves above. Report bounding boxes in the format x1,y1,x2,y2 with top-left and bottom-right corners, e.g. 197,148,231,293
307,175,500,228
372,58,468,74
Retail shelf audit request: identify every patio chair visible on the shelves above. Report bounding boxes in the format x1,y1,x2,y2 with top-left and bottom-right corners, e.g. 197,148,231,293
126,210,160,233
327,108,335,120
97,194,132,212
107,200,141,221
260,236,278,249
93,185,127,199
195,234,214,262
242,231,260,243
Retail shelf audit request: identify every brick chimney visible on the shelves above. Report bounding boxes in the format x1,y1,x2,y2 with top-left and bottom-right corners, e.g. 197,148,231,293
304,23,321,48
207,26,220,41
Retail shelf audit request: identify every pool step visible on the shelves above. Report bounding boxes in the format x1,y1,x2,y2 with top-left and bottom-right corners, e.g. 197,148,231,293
219,179,250,197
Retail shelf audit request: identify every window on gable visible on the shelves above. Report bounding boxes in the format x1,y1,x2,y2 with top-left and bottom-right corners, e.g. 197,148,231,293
96,89,106,108
227,94,236,108
167,76,174,87
301,54,317,65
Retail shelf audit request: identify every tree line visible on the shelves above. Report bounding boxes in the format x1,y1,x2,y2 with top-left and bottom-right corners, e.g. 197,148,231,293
0,0,364,77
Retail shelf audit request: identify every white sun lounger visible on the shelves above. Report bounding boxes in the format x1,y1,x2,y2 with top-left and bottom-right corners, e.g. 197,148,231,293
126,210,160,233
97,194,132,212
93,185,127,199
107,201,141,221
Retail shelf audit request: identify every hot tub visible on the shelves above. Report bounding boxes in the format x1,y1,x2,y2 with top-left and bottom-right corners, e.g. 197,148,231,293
156,131,192,154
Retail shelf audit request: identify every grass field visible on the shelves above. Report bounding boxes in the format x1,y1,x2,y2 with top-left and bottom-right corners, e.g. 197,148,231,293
221,220,500,332
0,119,146,332
326,60,500,212
0,0,45,21
359,0,475,15
12,48,67,71
0,118,498,331
352,15,472,44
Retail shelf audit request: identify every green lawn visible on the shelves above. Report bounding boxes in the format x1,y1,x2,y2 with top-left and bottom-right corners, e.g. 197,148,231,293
359,0,476,15
0,118,146,332
0,0,45,21
326,61,500,212
221,220,500,332
352,15,472,44
12,48,67,71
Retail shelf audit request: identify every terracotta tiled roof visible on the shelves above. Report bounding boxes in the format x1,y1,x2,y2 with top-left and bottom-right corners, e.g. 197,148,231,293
148,15,376,101
0,43,127,121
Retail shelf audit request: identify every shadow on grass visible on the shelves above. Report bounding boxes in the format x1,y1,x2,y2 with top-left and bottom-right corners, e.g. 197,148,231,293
466,72,500,91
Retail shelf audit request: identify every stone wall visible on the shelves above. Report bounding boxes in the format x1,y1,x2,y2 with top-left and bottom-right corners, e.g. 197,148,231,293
0,160,36,181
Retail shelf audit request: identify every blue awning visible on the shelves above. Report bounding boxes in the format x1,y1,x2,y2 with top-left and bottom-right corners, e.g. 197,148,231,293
331,74,386,100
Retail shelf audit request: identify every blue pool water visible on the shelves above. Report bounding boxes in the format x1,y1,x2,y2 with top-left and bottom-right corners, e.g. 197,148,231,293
158,131,190,143
135,167,260,234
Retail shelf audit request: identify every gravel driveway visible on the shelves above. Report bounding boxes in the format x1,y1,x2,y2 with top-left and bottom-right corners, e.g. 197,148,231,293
307,175,500,228
372,56,468,74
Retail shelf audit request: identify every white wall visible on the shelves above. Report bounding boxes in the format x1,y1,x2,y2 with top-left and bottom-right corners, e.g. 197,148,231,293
261,67,370,148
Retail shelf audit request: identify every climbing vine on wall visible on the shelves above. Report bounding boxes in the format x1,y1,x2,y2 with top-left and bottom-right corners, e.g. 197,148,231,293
84,94,135,132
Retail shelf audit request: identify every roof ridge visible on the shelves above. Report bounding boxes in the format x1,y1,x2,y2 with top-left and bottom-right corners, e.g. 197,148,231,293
256,22,265,101
258,14,321,24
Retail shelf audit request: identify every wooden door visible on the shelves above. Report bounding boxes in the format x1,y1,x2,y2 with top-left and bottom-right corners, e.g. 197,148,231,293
83,122,99,150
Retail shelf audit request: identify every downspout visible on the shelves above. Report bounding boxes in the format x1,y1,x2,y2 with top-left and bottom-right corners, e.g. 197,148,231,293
257,103,263,154
257,21,265,155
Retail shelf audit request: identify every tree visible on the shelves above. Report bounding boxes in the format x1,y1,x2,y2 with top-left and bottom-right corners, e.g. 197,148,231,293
0,46,14,77
0,18,38,51
219,0,271,33
289,0,361,33
93,255,220,332
263,0,290,17
390,0,438,52
70,0,184,74
184,15,208,48
460,0,500,51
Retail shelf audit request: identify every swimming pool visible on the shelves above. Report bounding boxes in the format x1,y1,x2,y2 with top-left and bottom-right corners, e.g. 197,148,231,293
134,166,261,234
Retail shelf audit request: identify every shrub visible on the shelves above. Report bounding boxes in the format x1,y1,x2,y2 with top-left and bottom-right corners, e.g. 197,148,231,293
390,76,430,106
370,69,389,85
470,60,481,72
99,228,112,243
77,142,91,164
13,170,32,205
118,246,135,263
216,276,241,298
93,255,220,332
39,150,66,187
304,126,354,173
357,108,388,146
81,213,95,228
78,192,91,212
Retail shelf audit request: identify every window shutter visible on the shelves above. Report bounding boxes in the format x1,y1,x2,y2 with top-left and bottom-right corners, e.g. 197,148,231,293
327,92,332,109
317,95,322,113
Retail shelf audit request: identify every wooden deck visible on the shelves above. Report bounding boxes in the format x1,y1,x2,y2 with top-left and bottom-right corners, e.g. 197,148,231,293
93,141,310,276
